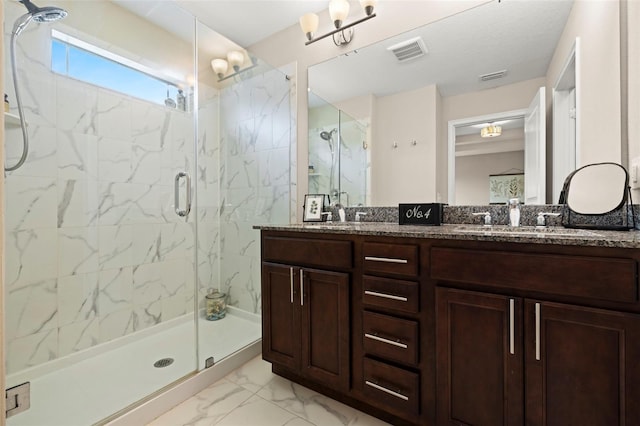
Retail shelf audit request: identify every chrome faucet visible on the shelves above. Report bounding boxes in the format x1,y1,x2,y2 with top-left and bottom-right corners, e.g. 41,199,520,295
472,212,492,226
536,212,560,227
508,198,520,227
355,211,367,222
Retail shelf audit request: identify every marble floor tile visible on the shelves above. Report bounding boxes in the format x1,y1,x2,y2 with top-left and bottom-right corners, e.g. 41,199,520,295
257,376,390,426
148,379,253,426
148,356,392,426
224,355,275,393
214,394,298,426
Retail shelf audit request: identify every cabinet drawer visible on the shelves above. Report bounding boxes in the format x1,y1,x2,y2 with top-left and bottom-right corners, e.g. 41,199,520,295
431,247,638,303
363,242,419,277
263,236,352,269
363,357,420,418
363,311,419,366
363,275,419,313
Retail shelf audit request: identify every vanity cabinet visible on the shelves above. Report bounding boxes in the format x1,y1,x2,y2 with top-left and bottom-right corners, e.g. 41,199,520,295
261,235,351,391
260,227,640,426
434,246,640,426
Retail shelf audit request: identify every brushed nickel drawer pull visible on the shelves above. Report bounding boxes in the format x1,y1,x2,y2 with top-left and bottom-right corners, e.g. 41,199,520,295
365,333,408,349
300,269,304,306
365,380,409,401
364,290,408,302
535,302,541,361
509,298,515,355
289,267,294,304
365,256,408,264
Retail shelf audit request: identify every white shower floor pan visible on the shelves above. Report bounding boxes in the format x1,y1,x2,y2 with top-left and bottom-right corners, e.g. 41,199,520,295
7,309,261,426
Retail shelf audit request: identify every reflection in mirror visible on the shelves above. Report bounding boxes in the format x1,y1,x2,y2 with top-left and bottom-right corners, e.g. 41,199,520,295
309,0,586,205
454,116,524,205
308,91,368,206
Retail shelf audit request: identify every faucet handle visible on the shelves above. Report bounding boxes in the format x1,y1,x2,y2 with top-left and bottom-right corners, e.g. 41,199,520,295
536,212,560,227
355,211,367,222
472,212,492,226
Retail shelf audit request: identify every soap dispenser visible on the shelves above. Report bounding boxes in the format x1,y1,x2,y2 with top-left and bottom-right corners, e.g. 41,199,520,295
508,198,520,227
176,89,186,111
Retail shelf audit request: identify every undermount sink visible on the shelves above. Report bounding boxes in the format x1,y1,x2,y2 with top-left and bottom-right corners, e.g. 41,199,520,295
451,225,603,238
307,221,379,227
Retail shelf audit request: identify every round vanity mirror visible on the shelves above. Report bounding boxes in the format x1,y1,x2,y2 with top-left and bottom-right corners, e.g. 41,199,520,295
564,162,629,215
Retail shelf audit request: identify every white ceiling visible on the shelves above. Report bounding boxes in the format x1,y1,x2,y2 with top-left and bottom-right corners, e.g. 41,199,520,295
113,0,574,110
113,0,327,50
176,0,327,47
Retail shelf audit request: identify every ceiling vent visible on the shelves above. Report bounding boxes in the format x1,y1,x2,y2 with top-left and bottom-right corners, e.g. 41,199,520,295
387,37,427,62
479,70,508,82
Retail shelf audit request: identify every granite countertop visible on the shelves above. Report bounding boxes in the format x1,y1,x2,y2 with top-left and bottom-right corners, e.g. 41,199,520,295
253,222,640,249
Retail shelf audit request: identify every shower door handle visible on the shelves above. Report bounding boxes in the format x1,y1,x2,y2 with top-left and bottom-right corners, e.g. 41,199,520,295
174,171,192,218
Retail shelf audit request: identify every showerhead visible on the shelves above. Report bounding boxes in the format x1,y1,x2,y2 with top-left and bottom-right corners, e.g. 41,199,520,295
13,0,67,36
31,5,68,23
320,128,337,141
6,0,67,171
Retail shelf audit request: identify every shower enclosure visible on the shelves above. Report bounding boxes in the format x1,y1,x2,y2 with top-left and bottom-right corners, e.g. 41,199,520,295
3,1,293,424
308,91,368,206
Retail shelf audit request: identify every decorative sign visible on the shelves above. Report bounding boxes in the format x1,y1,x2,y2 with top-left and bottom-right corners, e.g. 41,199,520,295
399,203,445,226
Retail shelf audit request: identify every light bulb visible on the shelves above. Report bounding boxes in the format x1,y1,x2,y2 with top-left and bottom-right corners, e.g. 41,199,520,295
299,13,319,41
359,0,377,16
329,0,350,28
227,50,245,72
211,59,228,79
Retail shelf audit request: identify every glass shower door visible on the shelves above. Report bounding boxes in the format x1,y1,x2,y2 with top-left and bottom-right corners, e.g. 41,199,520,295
195,20,293,368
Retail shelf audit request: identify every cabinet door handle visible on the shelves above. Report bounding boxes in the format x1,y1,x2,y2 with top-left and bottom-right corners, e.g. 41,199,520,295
365,381,409,401
364,290,408,302
364,333,408,349
364,256,408,264
535,302,541,361
300,269,304,306
289,267,294,304
509,298,515,355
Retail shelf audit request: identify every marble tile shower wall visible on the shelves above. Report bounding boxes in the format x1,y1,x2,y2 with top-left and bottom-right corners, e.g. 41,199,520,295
3,20,196,374
219,69,292,314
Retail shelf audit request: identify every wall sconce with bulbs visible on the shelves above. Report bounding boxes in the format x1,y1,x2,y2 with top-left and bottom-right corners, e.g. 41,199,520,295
211,50,258,82
299,0,377,46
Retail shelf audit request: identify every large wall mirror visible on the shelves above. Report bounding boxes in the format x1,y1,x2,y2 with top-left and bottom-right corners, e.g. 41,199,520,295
307,0,623,206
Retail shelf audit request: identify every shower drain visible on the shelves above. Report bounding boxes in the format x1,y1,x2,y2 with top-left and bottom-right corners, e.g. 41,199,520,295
153,358,174,368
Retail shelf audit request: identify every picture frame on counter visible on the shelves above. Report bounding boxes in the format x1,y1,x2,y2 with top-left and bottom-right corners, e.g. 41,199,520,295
303,194,326,222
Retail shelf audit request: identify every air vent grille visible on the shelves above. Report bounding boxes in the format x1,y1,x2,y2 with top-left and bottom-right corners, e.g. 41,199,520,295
479,70,507,81
387,37,427,62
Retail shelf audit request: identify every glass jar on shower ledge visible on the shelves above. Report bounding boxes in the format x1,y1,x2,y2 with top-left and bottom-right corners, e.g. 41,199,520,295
205,289,227,321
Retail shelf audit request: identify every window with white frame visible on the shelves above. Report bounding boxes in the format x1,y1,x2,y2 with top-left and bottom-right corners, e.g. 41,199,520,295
51,30,188,109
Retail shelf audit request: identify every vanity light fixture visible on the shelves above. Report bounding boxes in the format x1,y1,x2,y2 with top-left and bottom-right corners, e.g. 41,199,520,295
300,0,377,46
481,124,502,138
210,50,258,82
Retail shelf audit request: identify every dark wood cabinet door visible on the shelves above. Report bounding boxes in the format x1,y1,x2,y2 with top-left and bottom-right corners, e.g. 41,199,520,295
525,301,640,426
436,288,524,426
262,263,300,370
301,268,350,391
